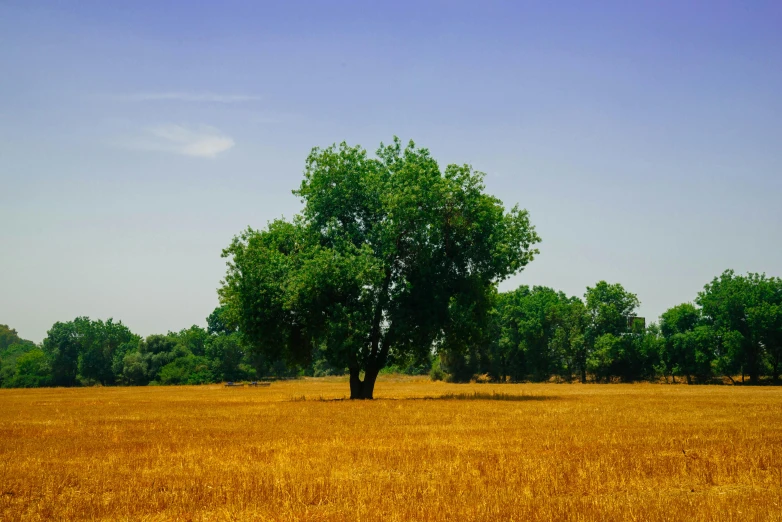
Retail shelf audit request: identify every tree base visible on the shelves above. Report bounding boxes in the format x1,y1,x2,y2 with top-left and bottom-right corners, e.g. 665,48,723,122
349,366,379,400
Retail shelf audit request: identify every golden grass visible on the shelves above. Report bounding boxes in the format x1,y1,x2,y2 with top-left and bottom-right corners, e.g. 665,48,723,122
1,376,781,521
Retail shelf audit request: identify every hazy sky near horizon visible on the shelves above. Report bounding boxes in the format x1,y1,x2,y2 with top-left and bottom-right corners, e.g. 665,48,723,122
2,1,781,342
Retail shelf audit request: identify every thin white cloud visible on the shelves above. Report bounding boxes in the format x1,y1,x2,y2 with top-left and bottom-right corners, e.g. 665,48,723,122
118,92,260,103
122,124,235,158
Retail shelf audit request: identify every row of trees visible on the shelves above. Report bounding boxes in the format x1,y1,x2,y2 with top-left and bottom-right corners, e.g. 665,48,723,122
436,270,782,385
2,269,780,388
0,308,308,389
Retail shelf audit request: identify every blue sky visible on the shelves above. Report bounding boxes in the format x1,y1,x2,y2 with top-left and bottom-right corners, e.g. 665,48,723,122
2,1,781,342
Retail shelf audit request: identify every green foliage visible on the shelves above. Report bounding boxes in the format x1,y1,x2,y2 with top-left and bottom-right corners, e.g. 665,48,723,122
118,350,149,386
206,306,236,335
492,286,578,382
42,319,82,387
7,349,51,388
548,299,588,382
697,270,782,383
660,304,714,383
7,266,781,388
1,339,37,388
205,332,246,381
429,357,445,381
169,326,209,357
0,331,49,389
158,355,213,385
582,282,643,381
585,281,640,339
638,323,665,380
587,333,622,382
3,304,345,388
41,317,138,386
381,357,432,376
220,138,540,398
115,335,178,385
312,358,337,377
0,324,30,352
438,349,486,383
437,287,496,382
485,281,660,383
748,301,782,381
80,319,138,385
584,328,656,383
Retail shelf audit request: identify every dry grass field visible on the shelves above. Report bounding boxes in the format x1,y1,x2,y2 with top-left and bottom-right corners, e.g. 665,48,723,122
1,376,781,521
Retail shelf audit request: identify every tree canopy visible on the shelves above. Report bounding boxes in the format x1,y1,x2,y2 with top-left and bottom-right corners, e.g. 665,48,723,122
695,270,782,383
219,138,541,398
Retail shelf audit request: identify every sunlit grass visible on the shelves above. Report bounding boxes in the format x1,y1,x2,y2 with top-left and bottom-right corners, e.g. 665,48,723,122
1,376,781,521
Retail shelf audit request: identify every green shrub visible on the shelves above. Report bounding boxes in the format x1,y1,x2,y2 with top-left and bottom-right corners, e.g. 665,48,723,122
429,358,445,381
7,349,51,388
158,355,214,385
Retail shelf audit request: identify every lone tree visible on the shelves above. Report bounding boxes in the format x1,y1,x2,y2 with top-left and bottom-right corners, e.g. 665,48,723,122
219,138,540,398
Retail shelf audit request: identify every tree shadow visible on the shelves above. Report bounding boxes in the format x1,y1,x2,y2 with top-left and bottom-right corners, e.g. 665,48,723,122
288,391,558,402
419,391,556,402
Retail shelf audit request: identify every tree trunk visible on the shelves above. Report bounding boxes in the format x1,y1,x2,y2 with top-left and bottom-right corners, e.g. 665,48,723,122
348,270,390,400
360,365,380,399
748,362,760,384
349,366,362,399
747,342,761,384
580,366,586,384
349,364,381,399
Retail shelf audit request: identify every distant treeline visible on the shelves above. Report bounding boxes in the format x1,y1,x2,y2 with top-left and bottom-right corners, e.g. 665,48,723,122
437,270,781,385
0,307,312,389
1,269,780,388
